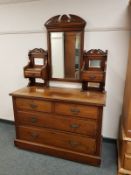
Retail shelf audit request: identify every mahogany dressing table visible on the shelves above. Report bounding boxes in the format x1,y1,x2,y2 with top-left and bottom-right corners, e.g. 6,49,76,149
10,14,107,166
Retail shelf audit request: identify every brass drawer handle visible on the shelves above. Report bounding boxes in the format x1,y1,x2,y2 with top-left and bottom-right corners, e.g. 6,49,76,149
89,75,96,80
70,123,80,129
30,132,38,139
30,117,37,123
70,108,80,114
29,103,38,109
68,140,79,147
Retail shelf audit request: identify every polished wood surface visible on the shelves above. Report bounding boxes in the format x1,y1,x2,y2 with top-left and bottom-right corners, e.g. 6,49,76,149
55,102,99,119
15,98,52,113
11,86,105,166
17,126,96,155
24,67,42,77
11,86,106,106
17,111,98,137
81,71,104,82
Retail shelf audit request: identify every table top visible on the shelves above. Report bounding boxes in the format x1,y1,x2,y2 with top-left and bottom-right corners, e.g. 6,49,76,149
10,86,106,106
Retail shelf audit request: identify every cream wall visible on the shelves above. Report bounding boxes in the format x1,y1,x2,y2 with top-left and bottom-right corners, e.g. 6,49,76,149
0,0,130,139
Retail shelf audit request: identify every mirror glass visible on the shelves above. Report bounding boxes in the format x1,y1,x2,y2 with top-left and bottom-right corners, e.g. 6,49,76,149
88,82,100,88
50,32,81,79
34,58,44,65
89,60,101,68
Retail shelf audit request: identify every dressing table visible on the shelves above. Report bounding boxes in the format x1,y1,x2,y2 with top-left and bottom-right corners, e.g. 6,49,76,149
10,14,107,166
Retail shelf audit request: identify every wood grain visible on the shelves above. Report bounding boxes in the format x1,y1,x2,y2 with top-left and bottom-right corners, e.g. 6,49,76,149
17,126,96,155
10,86,106,106
16,111,98,137
11,86,105,166
55,102,99,119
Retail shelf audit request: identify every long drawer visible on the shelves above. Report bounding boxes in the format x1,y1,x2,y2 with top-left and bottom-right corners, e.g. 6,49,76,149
15,98,52,113
17,111,98,137
55,102,99,119
17,126,96,155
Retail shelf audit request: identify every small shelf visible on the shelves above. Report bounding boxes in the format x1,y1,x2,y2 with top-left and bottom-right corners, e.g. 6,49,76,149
24,48,48,86
81,49,107,91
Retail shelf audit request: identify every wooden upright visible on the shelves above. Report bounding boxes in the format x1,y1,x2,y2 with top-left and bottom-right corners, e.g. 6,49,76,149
118,37,131,174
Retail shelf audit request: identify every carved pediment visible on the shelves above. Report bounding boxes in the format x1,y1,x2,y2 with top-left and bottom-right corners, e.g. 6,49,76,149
45,14,86,29
84,49,108,57
28,48,48,58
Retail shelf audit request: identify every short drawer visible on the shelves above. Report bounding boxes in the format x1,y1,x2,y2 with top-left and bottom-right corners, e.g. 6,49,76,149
15,98,52,113
17,126,97,155
24,68,41,78
17,111,98,137
81,71,104,82
55,102,99,119
124,154,131,171
126,141,131,154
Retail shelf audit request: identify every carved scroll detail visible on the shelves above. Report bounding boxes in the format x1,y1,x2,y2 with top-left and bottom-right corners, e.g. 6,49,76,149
45,14,86,29
84,49,107,57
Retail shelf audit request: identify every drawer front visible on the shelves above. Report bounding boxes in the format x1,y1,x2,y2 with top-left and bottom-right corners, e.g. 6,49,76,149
55,103,99,119
15,98,52,113
124,154,131,170
81,71,104,82
126,141,131,154
17,126,96,155
25,71,41,78
17,111,98,137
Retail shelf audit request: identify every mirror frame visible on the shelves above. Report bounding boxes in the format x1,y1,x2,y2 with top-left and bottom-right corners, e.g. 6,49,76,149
45,14,86,82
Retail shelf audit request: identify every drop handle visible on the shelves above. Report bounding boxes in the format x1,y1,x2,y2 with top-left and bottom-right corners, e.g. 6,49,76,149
30,132,38,139
68,140,79,147
29,103,38,109
70,123,80,129
70,108,80,115
30,117,37,123
89,75,96,80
